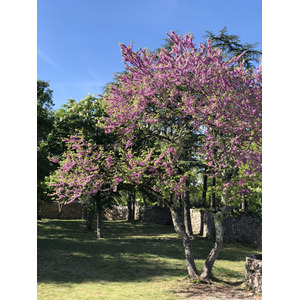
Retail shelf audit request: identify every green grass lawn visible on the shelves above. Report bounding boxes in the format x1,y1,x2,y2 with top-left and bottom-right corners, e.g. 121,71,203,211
37,219,261,299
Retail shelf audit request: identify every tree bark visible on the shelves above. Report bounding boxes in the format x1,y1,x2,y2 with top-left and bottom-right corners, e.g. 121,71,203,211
199,210,204,236
241,194,248,212
84,203,95,231
127,192,135,223
142,193,147,206
132,191,136,223
127,193,132,223
200,187,228,280
169,206,200,279
95,192,103,239
202,174,208,207
210,177,216,209
184,180,193,237
178,194,183,208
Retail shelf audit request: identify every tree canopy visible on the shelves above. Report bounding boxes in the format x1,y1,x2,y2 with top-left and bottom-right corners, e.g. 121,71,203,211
101,31,261,279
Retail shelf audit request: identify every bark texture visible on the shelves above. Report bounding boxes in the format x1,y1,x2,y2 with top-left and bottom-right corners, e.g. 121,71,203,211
170,207,200,279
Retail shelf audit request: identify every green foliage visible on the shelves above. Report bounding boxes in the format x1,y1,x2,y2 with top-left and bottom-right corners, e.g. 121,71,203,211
37,80,54,144
37,80,55,215
47,95,111,156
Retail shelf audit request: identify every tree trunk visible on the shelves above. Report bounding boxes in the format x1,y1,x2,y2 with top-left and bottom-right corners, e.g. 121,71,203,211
96,192,103,239
127,192,135,223
199,210,204,236
241,195,248,212
210,177,216,209
178,194,183,208
202,173,208,207
169,206,200,279
200,187,228,280
84,203,95,231
127,193,132,223
132,193,136,223
142,193,147,206
184,180,193,237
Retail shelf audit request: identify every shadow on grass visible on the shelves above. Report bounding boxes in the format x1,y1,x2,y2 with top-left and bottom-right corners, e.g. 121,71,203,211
37,220,259,284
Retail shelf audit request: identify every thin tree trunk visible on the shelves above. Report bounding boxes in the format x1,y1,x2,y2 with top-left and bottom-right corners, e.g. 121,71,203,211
210,177,216,209
169,206,200,279
199,173,208,236
199,210,204,236
84,203,94,231
241,195,248,212
132,191,136,223
202,173,208,207
184,180,193,237
200,187,228,280
127,193,132,222
178,194,183,208
96,192,103,239
142,193,147,206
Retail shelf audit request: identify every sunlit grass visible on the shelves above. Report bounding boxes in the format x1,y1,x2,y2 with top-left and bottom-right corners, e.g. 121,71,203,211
37,219,261,299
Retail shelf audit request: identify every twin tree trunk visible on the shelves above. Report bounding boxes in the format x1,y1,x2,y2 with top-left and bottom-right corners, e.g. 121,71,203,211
200,186,228,280
169,207,200,279
169,186,229,280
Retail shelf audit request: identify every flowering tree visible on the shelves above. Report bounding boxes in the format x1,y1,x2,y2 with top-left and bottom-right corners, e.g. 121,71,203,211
102,31,262,279
48,136,119,238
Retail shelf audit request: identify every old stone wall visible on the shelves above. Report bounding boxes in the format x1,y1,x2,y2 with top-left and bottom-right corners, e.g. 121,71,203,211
136,206,173,225
103,205,128,220
40,202,261,245
245,254,262,293
40,201,84,219
200,211,262,246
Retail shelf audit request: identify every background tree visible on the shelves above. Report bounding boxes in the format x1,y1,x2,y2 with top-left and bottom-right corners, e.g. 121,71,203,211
205,26,262,70
47,95,110,156
37,80,55,218
37,80,54,143
45,95,117,227
48,136,120,238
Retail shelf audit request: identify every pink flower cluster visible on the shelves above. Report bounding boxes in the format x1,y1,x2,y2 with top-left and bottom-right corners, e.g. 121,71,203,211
48,136,116,204
102,31,261,195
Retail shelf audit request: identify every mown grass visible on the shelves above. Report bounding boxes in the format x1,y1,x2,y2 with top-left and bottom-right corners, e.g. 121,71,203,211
37,220,261,299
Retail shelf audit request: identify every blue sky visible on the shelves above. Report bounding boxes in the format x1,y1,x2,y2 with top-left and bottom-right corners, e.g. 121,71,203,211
38,0,262,109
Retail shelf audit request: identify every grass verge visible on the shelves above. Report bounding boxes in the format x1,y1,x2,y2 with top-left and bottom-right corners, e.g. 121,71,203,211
37,219,261,299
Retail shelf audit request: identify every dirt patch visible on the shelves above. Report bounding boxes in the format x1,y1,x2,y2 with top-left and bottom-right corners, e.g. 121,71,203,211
174,279,262,300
